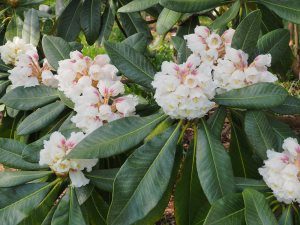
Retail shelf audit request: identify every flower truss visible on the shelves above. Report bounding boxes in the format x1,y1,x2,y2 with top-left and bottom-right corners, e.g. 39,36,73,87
152,26,278,120
56,51,139,134
39,131,98,187
259,138,300,204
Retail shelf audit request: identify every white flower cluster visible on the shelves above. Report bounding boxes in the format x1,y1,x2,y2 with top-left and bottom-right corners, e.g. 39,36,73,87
0,37,57,89
259,138,300,204
39,131,98,187
152,54,216,119
152,25,279,119
56,51,138,134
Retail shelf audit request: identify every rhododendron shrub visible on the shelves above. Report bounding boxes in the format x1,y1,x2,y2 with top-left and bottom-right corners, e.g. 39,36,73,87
0,1,300,225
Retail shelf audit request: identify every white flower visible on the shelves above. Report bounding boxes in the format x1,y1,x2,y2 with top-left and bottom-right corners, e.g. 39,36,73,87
115,95,139,116
259,138,300,204
222,28,235,46
0,37,36,65
206,33,222,49
39,131,98,188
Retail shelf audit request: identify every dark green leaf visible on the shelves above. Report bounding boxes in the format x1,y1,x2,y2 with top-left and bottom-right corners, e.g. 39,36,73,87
122,33,148,53
279,205,293,225
207,106,227,138
85,168,119,192
98,1,116,43
171,36,191,64
118,0,159,12
271,96,300,115
235,178,268,192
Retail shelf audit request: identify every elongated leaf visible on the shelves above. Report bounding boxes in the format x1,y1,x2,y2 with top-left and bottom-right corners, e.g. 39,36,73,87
98,1,116,42
122,33,148,53
207,106,227,138
51,187,86,225
156,8,182,35
232,10,262,56
203,193,245,225
175,131,210,225
67,113,166,159
176,16,199,38
17,101,65,135
197,119,235,204
0,182,55,225
214,83,288,109
104,41,156,89
107,124,181,225
0,80,10,96
0,171,52,188
75,184,94,205
271,96,300,115
42,35,71,70
172,36,191,64
211,1,240,29
57,0,82,41
0,59,12,72
0,138,43,170
257,29,290,64
259,5,283,34
85,168,119,192
235,178,268,192
118,0,159,12
279,205,293,225
159,0,225,13
5,15,23,41
22,9,40,46
244,111,277,159
80,0,101,45
243,189,278,225
1,86,59,110
145,117,173,142
41,205,57,225
257,0,300,24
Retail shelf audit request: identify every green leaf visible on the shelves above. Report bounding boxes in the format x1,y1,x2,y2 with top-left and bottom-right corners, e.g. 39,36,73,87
207,106,227,138
98,1,116,43
159,0,226,13
271,96,300,115
67,113,166,159
171,36,191,64
156,8,182,35
243,189,278,225
259,5,283,34
122,33,148,53
244,111,277,159
144,117,174,142
256,0,300,24
80,0,101,45
1,86,59,110
57,0,82,41
5,15,23,41
203,193,245,225
85,168,119,192
42,35,71,70
104,41,156,89
17,101,65,135
58,91,74,109
231,10,262,56
175,132,210,225
214,83,288,109
0,171,52,188
107,124,181,225
41,205,57,225
279,205,293,225
118,0,159,12
75,184,94,205
176,16,199,38
51,187,86,225
257,29,290,64
22,9,40,46
211,1,240,30
197,119,235,204
0,80,10,97
0,138,43,170
0,182,55,225
235,178,268,192
0,59,12,72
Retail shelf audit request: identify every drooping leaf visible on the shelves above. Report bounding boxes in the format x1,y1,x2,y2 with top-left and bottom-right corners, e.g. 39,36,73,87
17,101,66,135
235,178,268,192
122,33,148,53
104,41,156,89
256,0,300,24
57,0,82,41
85,168,119,192
22,9,40,46
98,1,116,43
231,10,262,56
0,171,52,188
196,119,235,204
156,8,182,35
1,86,59,110
171,36,191,64
211,1,240,30
0,182,55,225
176,16,199,38
243,189,278,225
207,106,227,138
279,205,293,225
5,15,23,41
80,0,101,45
175,131,210,225
0,138,44,170
271,96,300,115
118,0,159,12
51,187,86,225
259,4,283,34
107,124,181,225
214,83,288,109
42,35,71,70
203,193,245,225
244,111,277,159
